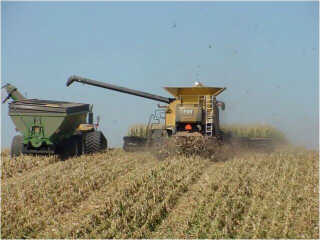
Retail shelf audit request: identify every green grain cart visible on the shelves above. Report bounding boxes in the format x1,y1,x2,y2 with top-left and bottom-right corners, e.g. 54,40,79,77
2,83,107,157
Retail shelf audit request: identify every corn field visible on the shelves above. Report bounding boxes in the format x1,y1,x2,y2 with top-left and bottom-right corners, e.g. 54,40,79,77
1,145,318,238
127,123,287,143
221,124,287,143
127,124,149,138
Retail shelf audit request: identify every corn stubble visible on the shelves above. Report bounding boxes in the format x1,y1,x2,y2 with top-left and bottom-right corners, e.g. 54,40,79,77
1,146,318,238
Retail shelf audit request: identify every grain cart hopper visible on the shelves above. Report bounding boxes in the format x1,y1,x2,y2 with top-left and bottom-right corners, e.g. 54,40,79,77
2,83,107,157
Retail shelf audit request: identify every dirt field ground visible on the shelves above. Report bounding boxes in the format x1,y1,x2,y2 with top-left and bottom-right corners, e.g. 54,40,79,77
1,147,318,238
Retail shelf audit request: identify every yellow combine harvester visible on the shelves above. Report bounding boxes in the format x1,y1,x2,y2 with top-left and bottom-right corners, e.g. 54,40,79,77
67,76,272,158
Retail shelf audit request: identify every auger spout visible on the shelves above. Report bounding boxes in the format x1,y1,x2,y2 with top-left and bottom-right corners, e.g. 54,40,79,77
2,83,26,103
66,75,175,104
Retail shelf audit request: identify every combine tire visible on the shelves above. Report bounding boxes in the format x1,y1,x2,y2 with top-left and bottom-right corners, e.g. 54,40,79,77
84,131,107,154
11,135,24,157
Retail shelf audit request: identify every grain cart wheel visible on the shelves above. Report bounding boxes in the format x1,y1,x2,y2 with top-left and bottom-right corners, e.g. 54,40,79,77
84,131,107,154
11,135,24,157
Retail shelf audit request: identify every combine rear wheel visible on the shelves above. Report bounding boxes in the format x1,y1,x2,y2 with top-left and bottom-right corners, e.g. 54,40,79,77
10,135,24,157
84,131,107,154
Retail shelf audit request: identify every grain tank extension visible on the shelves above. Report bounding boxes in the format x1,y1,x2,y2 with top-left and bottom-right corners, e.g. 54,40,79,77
2,83,107,157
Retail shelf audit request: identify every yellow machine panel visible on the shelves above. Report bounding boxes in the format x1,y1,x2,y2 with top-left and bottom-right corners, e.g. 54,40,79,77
164,87,226,97
164,86,226,132
165,100,180,128
76,124,94,132
179,95,199,104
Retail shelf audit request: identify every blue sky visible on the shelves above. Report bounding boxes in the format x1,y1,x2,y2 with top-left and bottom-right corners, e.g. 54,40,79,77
1,1,318,149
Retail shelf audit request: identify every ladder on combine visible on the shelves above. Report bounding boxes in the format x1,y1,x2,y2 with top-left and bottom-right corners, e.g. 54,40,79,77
146,109,166,137
205,95,213,136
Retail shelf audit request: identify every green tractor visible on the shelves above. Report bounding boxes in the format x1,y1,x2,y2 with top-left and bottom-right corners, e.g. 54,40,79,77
2,83,107,158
